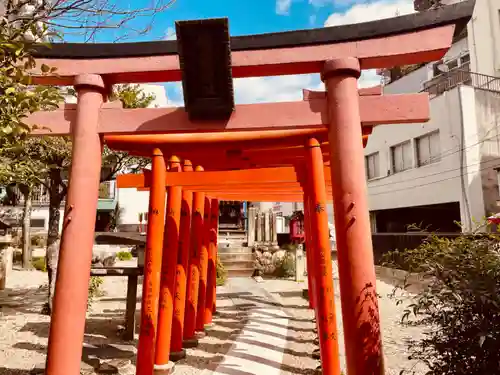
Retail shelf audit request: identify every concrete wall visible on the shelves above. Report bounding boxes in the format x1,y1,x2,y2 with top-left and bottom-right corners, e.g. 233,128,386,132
365,87,464,211
467,0,500,77
116,188,151,230
472,88,500,217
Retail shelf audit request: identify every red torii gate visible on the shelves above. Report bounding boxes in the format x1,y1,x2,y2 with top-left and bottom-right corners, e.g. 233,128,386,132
24,2,473,375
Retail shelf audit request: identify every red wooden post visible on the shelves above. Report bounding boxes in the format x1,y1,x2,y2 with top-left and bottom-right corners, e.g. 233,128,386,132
204,198,219,325
196,197,210,331
171,160,193,352
303,188,315,309
136,148,167,375
323,57,383,375
211,198,219,315
155,156,184,372
45,74,105,375
305,138,341,375
183,167,205,345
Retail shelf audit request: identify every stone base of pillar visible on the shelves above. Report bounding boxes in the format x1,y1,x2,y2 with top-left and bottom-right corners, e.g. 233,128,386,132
169,349,187,362
302,288,309,300
312,349,321,359
182,338,199,348
194,330,206,339
153,362,175,375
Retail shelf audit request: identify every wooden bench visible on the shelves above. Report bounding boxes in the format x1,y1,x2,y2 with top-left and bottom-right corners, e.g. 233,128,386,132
90,266,143,341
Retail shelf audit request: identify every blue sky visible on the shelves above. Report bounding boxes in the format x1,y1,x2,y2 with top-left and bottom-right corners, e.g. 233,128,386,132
65,0,415,106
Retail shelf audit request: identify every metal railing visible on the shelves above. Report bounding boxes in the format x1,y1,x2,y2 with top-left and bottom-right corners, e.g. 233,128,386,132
422,64,500,98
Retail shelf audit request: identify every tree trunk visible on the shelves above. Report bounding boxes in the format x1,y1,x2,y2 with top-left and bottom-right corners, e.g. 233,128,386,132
45,168,65,314
20,186,33,269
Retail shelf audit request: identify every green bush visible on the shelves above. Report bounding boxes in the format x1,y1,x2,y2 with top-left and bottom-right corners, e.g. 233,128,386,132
30,234,46,247
383,233,500,375
216,257,227,286
273,251,295,278
88,276,104,309
281,243,297,252
31,256,46,272
116,251,133,261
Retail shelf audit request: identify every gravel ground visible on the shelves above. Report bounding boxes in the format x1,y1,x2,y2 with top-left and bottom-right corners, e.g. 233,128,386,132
262,262,428,375
0,260,428,375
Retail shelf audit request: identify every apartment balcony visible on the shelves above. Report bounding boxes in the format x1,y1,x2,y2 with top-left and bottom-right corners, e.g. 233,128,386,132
422,64,500,98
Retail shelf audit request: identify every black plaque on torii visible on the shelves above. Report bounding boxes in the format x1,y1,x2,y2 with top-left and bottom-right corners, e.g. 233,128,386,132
176,18,235,121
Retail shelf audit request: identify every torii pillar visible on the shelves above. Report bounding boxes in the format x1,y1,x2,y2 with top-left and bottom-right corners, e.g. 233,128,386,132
322,57,384,375
45,74,105,375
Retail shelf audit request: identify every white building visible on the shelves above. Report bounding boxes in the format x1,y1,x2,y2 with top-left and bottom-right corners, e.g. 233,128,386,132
366,0,500,233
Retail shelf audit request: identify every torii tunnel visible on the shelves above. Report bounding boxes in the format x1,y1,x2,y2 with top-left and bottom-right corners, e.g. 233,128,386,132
25,2,474,374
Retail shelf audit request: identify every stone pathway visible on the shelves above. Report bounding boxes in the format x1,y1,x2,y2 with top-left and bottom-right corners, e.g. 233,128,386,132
0,262,428,375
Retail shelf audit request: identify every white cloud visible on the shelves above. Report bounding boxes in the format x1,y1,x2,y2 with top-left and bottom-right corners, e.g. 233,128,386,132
321,0,414,91
276,0,292,15
165,0,410,108
309,0,362,7
324,0,414,26
164,26,176,40
166,72,380,108
234,74,321,104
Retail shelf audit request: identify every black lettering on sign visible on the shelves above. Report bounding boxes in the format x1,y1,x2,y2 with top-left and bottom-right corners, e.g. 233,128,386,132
168,208,175,216
152,208,159,215
322,331,337,341
175,292,181,300
315,203,325,213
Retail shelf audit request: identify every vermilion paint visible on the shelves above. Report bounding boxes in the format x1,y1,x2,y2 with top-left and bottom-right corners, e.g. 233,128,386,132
136,149,167,375
155,157,183,365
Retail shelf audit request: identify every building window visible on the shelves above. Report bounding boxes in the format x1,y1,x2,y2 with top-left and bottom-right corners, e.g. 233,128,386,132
391,141,412,173
30,218,46,228
460,53,470,65
416,131,441,166
365,152,380,180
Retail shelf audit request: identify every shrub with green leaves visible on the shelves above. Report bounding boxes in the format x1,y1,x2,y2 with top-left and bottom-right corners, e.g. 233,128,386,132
216,257,227,286
383,233,500,375
30,234,46,247
273,251,295,278
87,276,104,309
31,256,46,272
116,251,133,261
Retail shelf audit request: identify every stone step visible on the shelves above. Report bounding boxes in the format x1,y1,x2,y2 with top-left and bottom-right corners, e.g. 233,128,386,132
226,267,255,278
218,235,247,241
221,259,254,269
218,246,252,254
218,241,247,249
218,228,246,234
218,252,254,261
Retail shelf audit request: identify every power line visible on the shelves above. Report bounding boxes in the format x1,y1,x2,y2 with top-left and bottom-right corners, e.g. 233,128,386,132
370,156,500,196
367,127,500,190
